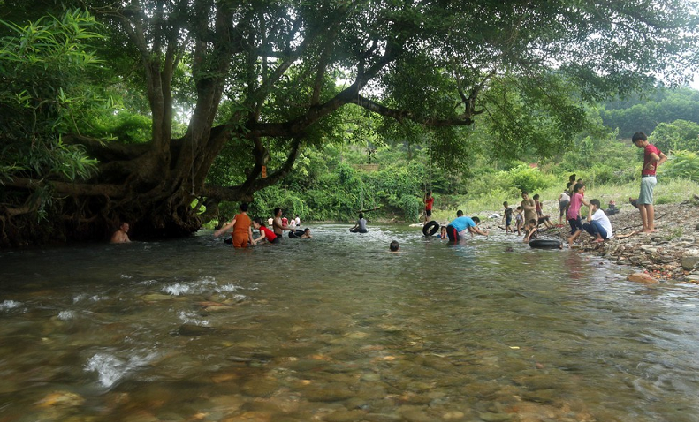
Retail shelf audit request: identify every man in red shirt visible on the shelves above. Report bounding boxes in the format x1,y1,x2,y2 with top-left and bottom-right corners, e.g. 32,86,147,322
632,132,667,233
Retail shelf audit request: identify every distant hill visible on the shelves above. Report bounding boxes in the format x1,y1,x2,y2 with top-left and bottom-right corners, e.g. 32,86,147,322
601,87,699,138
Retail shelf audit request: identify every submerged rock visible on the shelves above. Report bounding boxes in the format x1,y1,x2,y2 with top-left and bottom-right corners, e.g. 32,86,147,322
37,390,85,407
176,324,214,336
627,273,658,284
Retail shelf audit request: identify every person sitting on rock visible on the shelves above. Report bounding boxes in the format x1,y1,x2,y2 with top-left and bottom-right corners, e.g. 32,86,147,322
580,199,613,243
533,194,555,229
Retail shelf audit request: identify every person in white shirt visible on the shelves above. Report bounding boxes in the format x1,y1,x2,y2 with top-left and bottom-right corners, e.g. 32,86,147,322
558,185,571,226
294,215,301,227
581,199,613,243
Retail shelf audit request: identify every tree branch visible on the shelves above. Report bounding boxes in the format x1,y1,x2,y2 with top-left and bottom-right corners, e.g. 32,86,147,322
62,133,150,161
353,95,477,126
201,135,303,202
7,178,126,198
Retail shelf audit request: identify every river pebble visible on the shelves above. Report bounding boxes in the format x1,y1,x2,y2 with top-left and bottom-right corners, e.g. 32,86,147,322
241,378,279,397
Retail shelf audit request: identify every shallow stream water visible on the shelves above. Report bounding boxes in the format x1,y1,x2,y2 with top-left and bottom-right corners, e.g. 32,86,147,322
1,225,699,422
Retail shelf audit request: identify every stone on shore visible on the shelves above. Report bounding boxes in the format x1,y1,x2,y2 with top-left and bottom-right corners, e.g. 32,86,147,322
548,201,699,283
681,255,699,271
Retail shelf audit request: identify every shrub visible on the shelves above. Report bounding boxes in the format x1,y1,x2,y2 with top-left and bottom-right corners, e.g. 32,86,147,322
662,150,699,182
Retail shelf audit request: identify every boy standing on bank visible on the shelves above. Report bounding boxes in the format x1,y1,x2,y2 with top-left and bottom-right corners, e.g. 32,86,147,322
632,132,667,233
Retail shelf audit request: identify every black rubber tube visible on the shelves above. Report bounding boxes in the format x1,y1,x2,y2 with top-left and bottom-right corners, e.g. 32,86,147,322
528,238,562,249
422,221,440,237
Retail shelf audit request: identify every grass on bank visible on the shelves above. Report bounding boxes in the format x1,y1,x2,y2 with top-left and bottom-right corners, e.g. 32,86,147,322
428,178,699,225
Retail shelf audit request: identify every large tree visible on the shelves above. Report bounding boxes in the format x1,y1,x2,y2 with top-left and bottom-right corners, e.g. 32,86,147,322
1,0,698,245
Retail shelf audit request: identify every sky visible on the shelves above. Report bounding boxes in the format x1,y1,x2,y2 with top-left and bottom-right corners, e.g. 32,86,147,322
690,76,699,90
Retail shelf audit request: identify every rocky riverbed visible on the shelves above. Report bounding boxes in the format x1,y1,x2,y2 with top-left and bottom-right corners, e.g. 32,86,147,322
557,198,699,284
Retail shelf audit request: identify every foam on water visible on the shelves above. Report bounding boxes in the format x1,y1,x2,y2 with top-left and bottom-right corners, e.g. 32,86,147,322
163,283,190,296
216,283,242,292
85,351,159,388
0,300,21,310
178,310,210,326
57,310,75,320
163,276,234,296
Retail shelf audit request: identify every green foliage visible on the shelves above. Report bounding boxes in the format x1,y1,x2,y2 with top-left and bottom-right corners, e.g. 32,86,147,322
650,120,699,153
655,196,673,205
554,130,639,187
497,165,553,194
478,74,591,162
602,88,699,137
83,111,153,144
0,9,101,183
663,150,699,182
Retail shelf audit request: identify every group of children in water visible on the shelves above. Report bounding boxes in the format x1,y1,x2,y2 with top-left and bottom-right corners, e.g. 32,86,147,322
114,132,664,251
422,174,615,248
214,203,311,248
497,176,614,247
211,129,665,251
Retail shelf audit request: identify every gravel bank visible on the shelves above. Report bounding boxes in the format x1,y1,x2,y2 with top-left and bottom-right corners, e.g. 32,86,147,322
561,198,699,283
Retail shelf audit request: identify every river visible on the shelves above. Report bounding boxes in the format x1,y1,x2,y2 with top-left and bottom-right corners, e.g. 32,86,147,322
1,224,698,422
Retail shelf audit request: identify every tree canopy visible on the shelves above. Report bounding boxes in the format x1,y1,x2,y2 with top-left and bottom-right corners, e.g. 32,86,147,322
1,0,699,245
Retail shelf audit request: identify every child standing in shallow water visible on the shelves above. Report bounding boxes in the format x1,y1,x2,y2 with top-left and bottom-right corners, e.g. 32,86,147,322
502,201,513,234
214,202,253,248
514,207,523,235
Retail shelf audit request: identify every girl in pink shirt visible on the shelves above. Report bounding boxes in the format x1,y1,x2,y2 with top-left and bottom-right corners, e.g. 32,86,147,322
567,183,590,246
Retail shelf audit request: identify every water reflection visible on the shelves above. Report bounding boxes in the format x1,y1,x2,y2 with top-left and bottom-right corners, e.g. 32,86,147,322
1,224,699,421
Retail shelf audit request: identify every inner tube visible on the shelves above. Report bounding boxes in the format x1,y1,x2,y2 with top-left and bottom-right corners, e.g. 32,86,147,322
349,228,368,233
288,229,305,238
529,238,562,249
422,221,440,237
